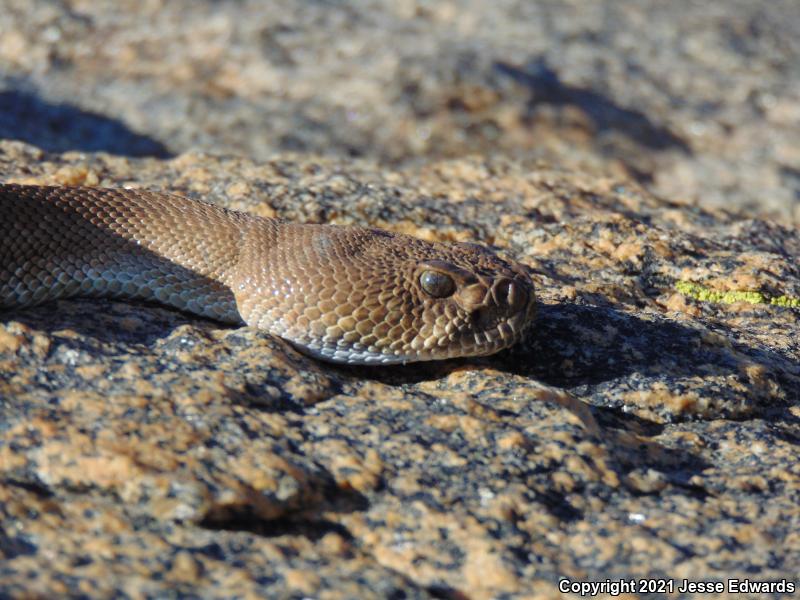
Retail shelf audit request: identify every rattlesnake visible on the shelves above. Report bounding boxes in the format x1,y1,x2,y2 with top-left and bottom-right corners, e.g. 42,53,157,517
0,184,535,364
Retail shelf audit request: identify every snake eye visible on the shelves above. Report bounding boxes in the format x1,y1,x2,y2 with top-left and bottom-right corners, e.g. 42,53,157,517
420,270,456,298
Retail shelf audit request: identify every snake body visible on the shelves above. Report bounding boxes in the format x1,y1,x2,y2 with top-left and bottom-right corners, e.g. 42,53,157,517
0,184,535,364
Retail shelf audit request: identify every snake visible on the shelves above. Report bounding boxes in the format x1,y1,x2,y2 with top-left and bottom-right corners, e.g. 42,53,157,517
0,184,536,365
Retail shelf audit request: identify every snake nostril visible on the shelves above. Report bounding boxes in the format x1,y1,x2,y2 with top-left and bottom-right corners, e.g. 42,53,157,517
493,278,523,310
508,281,525,311
495,279,526,312
493,279,510,304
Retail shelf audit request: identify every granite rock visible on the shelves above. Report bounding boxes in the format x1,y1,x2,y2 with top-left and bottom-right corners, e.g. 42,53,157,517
0,1,799,598
0,146,798,598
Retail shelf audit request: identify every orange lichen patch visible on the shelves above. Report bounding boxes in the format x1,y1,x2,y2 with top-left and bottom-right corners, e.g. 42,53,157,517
168,551,202,583
0,328,23,353
35,437,147,490
52,328,81,339
430,158,493,186
377,505,521,595
592,232,617,256
0,322,51,357
649,238,674,258
623,468,668,494
558,285,579,301
496,431,530,452
462,546,520,594
75,364,107,380
738,361,784,400
465,398,514,424
551,471,577,493
727,271,762,290
661,207,703,229
117,362,143,379
229,183,278,218
663,291,702,315
388,473,426,497
59,390,139,414
741,362,769,385
528,231,574,255
181,166,214,184
0,443,28,471
318,531,351,557
32,333,51,358
133,378,158,396
354,381,416,411
282,371,336,406
499,214,530,229
250,201,279,219
313,440,384,493
699,329,734,349
225,181,251,198
613,240,646,265
624,383,708,419
283,569,321,594
50,165,100,186
373,219,469,243
424,414,460,434
527,386,600,434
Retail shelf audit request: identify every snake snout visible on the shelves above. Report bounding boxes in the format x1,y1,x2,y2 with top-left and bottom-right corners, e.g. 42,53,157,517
462,276,529,333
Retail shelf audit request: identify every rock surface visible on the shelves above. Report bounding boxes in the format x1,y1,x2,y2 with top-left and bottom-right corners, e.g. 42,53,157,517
1,1,799,599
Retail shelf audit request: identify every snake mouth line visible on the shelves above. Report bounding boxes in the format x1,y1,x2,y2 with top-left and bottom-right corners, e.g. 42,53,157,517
300,310,532,365
464,300,535,353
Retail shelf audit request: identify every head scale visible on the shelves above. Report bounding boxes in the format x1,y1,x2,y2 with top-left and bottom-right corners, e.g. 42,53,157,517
240,224,536,365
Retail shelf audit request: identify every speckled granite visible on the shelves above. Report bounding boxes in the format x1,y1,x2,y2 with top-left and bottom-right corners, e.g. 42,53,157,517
0,144,798,598
1,1,799,597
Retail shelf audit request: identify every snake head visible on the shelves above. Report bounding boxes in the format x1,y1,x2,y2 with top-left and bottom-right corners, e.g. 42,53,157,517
400,242,536,364
237,223,536,365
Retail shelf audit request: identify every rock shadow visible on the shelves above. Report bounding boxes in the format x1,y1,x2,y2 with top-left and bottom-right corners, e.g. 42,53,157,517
494,58,691,158
501,302,796,391
348,299,796,425
2,297,215,349
0,89,171,157
198,480,368,541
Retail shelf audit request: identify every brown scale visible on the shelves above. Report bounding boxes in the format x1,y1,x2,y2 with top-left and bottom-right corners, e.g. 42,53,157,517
0,183,536,365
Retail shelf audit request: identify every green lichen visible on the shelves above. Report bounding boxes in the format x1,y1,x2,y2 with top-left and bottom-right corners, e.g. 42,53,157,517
676,280,800,308
771,295,800,308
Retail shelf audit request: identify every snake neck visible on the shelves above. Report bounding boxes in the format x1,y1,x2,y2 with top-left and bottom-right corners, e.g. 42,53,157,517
0,185,249,323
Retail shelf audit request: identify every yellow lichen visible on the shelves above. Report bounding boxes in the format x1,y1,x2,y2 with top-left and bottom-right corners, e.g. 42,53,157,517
771,295,800,308
676,281,800,308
